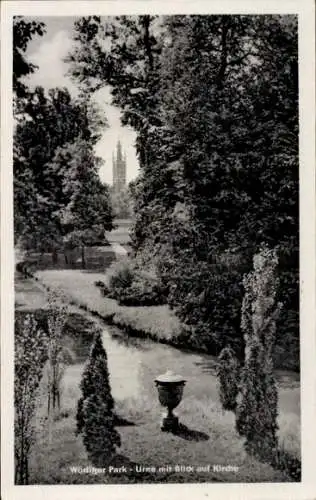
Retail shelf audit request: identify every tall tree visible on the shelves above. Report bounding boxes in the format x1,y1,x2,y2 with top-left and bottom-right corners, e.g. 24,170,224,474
60,140,114,267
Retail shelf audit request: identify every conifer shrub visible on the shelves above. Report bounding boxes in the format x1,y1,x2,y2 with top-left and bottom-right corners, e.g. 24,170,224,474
236,246,281,463
217,345,240,411
76,330,121,466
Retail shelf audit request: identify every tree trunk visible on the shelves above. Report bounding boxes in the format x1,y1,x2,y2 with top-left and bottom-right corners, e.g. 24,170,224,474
81,246,86,269
25,459,29,484
52,249,58,265
143,15,153,70
217,17,229,90
39,250,44,265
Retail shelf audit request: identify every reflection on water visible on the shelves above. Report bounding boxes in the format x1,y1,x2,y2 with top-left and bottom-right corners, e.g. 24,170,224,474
109,331,152,351
103,333,143,400
66,317,153,402
65,312,300,418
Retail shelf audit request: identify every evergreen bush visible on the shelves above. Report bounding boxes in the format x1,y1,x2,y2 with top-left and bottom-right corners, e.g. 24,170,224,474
217,345,240,411
76,331,121,466
236,246,281,463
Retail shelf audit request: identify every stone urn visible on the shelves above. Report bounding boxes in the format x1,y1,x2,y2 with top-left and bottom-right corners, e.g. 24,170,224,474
155,370,186,432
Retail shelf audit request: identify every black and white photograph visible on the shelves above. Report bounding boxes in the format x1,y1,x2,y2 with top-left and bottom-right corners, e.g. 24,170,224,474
1,1,315,499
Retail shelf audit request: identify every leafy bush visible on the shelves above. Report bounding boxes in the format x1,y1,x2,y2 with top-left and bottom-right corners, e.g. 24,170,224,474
158,246,249,357
94,280,110,296
108,259,135,291
108,259,167,306
116,273,167,306
16,260,37,278
217,346,240,411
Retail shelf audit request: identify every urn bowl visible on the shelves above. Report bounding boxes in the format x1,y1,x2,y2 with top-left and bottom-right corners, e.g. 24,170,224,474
154,370,186,431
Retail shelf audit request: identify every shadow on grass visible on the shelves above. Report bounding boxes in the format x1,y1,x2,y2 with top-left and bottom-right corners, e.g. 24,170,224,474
194,359,219,376
171,423,209,442
81,267,113,274
110,331,152,351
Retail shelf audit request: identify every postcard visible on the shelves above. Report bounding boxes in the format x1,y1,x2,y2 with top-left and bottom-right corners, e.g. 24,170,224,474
1,1,315,499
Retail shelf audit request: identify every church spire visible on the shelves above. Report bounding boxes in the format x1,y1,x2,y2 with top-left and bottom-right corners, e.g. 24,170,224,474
113,139,126,191
117,139,123,162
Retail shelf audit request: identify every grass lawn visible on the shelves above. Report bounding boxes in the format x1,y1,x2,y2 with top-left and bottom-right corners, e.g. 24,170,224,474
15,272,300,484
37,269,183,342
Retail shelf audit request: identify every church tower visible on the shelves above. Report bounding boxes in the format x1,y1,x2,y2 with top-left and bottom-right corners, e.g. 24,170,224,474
112,140,127,191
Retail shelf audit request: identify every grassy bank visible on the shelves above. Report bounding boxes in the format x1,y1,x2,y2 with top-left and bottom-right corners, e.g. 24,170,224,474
36,269,184,345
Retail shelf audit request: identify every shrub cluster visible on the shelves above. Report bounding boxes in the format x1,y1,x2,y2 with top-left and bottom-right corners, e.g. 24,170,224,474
16,260,37,278
106,259,167,306
158,245,250,357
94,280,110,297
108,259,135,291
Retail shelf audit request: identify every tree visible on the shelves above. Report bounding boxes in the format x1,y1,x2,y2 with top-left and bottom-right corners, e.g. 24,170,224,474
236,246,281,462
14,87,108,258
60,140,114,268
15,314,48,484
109,185,134,219
76,331,121,466
155,15,298,360
13,16,46,99
45,294,68,414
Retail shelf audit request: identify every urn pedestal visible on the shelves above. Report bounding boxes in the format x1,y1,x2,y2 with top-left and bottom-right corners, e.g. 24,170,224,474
155,370,186,432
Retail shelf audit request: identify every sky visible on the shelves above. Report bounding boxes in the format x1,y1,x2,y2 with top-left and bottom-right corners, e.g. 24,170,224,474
23,16,139,185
